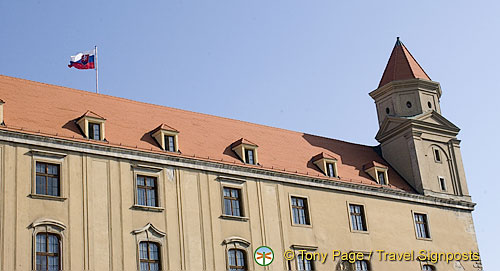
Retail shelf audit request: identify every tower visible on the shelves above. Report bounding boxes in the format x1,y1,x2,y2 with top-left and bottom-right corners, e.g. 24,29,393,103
369,38,470,200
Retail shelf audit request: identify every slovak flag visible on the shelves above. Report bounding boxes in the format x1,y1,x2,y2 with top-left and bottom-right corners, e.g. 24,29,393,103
68,49,95,69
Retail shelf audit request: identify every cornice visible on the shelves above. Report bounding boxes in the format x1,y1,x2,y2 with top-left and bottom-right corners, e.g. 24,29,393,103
0,129,476,211
376,116,460,143
369,78,442,100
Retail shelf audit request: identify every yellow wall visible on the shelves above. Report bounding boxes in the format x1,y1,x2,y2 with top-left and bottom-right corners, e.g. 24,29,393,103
0,142,480,270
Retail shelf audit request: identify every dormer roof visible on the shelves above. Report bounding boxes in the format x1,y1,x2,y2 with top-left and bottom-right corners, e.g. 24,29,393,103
311,152,337,162
363,161,388,170
80,110,106,120
152,123,179,133
231,138,258,148
378,37,431,88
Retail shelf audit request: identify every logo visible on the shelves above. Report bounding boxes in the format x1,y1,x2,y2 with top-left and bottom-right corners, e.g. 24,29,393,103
81,54,89,64
254,246,274,266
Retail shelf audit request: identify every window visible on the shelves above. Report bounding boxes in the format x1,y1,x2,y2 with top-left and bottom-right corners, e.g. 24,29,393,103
244,149,255,165
326,162,336,177
76,110,106,140
291,197,310,225
414,213,431,239
139,241,161,271
35,233,60,271
354,260,369,271
349,204,367,232
422,264,435,270
137,175,158,207
164,135,176,152
439,177,446,191
377,170,386,185
35,162,60,197
296,254,314,270
223,187,242,217
228,248,247,271
434,149,441,162
88,122,101,140
231,138,259,165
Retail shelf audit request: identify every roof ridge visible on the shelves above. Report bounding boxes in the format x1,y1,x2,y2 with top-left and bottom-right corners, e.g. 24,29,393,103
0,74,377,149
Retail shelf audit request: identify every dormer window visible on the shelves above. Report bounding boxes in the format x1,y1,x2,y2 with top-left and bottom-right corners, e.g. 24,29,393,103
164,135,176,152
377,170,386,185
88,122,101,140
231,138,259,165
151,124,179,152
245,149,255,165
326,162,336,177
76,111,106,141
312,152,338,178
363,161,389,185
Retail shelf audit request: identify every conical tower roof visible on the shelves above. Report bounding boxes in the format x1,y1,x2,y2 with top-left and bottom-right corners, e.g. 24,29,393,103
378,37,431,88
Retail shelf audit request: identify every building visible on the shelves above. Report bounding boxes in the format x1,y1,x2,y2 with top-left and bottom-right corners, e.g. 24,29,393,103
0,38,480,271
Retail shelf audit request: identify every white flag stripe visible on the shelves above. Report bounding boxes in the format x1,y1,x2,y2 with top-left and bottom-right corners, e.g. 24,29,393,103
70,49,96,62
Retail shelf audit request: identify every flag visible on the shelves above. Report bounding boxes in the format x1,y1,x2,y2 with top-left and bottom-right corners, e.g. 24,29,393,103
68,49,96,69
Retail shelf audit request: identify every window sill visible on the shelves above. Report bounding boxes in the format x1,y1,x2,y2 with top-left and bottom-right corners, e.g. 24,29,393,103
219,214,249,222
132,204,164,212
291,223,313,228
416,237,432,241
29,194,67,202
350,229,370,234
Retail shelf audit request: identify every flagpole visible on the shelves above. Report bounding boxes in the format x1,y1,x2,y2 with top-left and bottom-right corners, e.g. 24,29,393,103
95,46,98,94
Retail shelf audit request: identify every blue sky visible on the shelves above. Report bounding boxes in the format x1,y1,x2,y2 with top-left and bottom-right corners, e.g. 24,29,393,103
1,0,498,269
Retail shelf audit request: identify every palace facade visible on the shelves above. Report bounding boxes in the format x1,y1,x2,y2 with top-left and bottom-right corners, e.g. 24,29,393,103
0,39,480,270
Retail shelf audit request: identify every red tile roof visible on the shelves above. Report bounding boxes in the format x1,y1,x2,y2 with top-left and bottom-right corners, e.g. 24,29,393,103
378,38,431,88
0,74,414,193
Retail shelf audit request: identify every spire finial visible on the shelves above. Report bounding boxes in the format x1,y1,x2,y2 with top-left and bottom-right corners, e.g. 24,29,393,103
395,37,402,46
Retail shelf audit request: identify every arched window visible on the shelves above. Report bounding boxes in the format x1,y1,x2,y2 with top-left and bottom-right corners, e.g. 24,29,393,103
35,233,60,270
422,264,435,270
30,219,66,271
228,248,246,271
354,260,369,271
139,241,161,271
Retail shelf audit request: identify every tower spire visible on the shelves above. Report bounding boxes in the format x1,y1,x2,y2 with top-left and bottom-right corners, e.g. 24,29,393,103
378,37,431,88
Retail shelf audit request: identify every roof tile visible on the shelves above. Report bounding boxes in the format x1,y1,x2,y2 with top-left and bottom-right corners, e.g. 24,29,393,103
0,74,414,193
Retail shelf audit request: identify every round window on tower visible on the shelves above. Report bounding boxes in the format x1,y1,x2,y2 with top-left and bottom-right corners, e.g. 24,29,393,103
385,108,390,114
428,101,432,109
406,101,412,108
